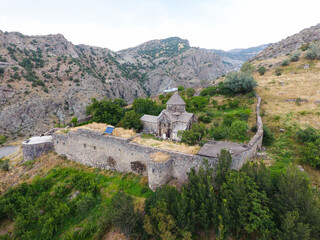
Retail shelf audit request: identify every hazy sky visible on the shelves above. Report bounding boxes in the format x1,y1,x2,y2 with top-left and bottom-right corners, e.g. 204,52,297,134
1,0,320,51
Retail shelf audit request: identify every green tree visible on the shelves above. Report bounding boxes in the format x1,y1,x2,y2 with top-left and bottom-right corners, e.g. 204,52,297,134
178,86,185,91
0,135,7,145
214,149,232,192
220,171,273,238
273,166,320,238
278,211,311,240
229,120,249,141
186,96,209,112
70,117,78,127
118,110,143,131
302,140,320,169
113,98,127,107
179,123,207,145
86,98,124,125
186,88,195,98
144,203,179,240
132,98,164,116
240,62,255,74
109,191,141,240
221,72,257,95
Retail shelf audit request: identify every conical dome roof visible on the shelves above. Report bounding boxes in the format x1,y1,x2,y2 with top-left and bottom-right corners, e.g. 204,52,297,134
166,92,186,105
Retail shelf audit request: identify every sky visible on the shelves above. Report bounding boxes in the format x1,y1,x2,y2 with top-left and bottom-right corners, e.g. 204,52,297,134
1,0,320,51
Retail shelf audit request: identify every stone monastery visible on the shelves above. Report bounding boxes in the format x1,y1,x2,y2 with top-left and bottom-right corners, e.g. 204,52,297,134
141,92,197,141
22,93,264,190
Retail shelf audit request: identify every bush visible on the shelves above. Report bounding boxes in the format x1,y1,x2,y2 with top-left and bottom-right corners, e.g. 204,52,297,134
296,126,319,143
299,43,310,51
118,110,143,131
258,66,266,75
290,52,300,62
0,135,7,145
229,120,249,141
281,59,290,66
228,99,240,109
275,68,282,76
0,158,10,171
198,114,211,123
200,86,218,96
113,98,127,107
186,96,209,112
305,42,320,60
262,125,275,146
178,86,184,91
302,140,320,169
240,62,255,74
179,123,207,145
221,72,257,95
132,98,164,116
186,88,195,98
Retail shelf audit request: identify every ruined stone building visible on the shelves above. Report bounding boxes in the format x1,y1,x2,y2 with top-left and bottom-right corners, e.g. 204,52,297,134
141,92,197,141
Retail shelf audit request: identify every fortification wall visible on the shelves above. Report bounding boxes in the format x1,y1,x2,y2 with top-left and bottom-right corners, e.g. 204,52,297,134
53,129,217,190
22,137,54,162
231,94,263,169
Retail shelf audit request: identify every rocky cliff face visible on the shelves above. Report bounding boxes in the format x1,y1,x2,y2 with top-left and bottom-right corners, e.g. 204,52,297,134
251,23,320,61
0,32,260,139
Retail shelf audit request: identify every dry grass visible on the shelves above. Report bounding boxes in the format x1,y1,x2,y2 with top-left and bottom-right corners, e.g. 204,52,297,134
150,152,171,162
132,137,200,155
58,123,137,138
102,229,126,240
0,152,70,194
253,57,320,129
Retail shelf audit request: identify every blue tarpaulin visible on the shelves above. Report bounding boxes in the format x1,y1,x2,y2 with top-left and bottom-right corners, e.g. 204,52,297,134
105,126,114,135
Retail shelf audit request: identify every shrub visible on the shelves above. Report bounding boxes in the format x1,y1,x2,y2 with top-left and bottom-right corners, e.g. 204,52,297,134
178,86,184,91
200,86,218,96
209,125,229,140
296,126,319,143
305,42,320,60
240,62,255,74
186,96,209,112
113,98,127,107
258,66,266,75
179,123,207,145
262,125,275,146
0,135,7,145
299,43,310,51
229,120,249,141
281,59,290,66
290,52,300,62
186,88,195,98
198,115,211,123
43,87,48,93
251,125,257,133
228,99,240,109
70,117,78,126
275,68,282,76
221,72,257,95
302,140,320,169
0,158,10,171
118,110,143,131
0,68,4,74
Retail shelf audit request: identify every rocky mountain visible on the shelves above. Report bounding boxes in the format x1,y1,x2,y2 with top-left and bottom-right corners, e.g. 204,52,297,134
0,31,263,139
210,44,269,70
252,23,320,61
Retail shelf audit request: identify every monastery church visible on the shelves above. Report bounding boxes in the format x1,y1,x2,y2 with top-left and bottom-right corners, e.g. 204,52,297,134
141,92,197,141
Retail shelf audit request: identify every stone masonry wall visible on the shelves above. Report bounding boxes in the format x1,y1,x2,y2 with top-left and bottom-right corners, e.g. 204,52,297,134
53,129,217,190
22,141,54,162
230,94,263,169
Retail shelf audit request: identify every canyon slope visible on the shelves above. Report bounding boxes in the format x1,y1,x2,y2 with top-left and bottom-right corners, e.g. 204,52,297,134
0,31,265,139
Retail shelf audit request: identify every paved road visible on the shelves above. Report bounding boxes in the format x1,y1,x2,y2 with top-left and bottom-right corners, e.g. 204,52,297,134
0,146,19,158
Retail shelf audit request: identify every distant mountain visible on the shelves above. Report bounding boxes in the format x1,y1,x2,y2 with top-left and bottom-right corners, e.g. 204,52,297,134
0,31,266,139
251,23,320,61
209,44,270,70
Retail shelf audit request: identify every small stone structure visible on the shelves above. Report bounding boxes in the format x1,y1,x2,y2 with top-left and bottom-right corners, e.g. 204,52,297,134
22,136,54,161
141,92,197,141
22,94,264,190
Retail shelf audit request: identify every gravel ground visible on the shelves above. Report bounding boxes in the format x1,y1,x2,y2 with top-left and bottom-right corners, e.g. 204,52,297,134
0,146,19,158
